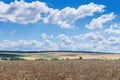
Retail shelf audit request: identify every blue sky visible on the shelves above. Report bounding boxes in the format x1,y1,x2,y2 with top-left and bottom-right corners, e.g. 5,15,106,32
0,0,120,53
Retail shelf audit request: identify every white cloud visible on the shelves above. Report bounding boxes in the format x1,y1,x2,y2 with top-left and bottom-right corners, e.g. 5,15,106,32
42,40,59,50
40,33,48,39
86,13,116,29
40,33,53,39
104,23,120,34
0,40,42,49
57,34,79,50
0,1,105,28
0,17,8,22
44,3,105,28
74,32,120,52
106,37,120,52
1,33,120,52
108,37,120,44
57,34,73,45
74,32,106,51
76,32,120,52
0,39,59,51
0,0,51,24
74,32,105,42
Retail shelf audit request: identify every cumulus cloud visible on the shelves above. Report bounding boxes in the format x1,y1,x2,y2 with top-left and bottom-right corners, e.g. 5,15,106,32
0,34,75,51
106,37,120,52
0,33,120,52
104,23,120,34
86,13,116,29
40,33,53,39
40,33,48,39
108,37,120,44
0,39,59,51
75,32,120,52
74,32,105,42
0,40,42,49
0,0,51,24
57,34,73,45
43,3,105,28
0,1,105,28
42,40,59,50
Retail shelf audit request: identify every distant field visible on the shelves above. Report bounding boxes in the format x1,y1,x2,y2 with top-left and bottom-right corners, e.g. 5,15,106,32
0,51,120,60
0,60,120,80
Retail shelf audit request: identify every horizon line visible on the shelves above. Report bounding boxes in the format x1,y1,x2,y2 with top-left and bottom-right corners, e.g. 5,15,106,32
0,50,119,54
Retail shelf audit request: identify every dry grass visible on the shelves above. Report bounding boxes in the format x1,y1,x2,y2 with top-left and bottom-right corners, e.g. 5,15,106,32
0,60,120,80
21,52,120,60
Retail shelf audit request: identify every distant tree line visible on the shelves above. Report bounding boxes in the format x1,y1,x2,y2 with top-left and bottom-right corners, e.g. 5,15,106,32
0,57,25,60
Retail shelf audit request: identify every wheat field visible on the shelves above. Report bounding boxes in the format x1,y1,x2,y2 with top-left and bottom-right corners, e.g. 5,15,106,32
0,60,120,80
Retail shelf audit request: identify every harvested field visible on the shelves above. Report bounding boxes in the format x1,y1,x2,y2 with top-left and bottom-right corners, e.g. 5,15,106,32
0,60,120,80
0,52,120,60
21,52,120,60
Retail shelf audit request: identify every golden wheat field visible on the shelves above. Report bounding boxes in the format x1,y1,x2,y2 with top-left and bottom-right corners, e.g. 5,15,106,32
0,60,120,80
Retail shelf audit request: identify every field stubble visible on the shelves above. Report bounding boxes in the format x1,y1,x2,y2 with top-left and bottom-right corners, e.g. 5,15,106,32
0,60,120,80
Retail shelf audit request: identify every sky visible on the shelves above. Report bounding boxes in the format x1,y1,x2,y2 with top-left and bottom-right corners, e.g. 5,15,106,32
0,0,120,53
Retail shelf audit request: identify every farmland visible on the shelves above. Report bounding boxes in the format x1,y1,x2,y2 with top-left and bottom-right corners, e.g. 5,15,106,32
0,51,120,60
0,60,120,80
0,51,120,80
